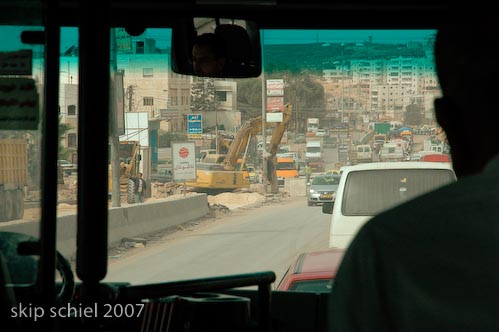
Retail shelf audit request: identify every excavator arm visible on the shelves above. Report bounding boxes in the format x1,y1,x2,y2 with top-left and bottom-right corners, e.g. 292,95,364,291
266,104,293,193
221,116,263,170
267,104,293,157
221,104,293,193
187,105,292,193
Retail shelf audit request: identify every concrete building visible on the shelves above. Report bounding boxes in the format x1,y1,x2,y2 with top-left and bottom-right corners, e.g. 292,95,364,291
323,52,439,124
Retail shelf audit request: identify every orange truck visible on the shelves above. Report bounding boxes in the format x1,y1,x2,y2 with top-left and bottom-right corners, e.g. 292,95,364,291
276,157,299,187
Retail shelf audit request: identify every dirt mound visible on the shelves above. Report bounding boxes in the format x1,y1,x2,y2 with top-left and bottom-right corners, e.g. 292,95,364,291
207,192,266,210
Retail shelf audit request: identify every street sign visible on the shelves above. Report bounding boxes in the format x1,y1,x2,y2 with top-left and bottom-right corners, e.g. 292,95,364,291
187,114,202,139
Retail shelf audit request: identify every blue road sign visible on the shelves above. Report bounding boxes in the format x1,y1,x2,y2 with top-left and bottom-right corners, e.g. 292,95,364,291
188,114,203,134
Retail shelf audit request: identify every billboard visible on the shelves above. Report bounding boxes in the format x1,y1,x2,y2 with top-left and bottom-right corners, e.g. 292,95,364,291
172,142,196,181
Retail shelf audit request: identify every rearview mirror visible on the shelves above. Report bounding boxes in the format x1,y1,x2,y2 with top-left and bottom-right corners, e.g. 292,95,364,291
322,202,333,214
171,17,262,78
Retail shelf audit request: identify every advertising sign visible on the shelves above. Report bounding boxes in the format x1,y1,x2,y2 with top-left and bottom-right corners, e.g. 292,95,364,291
266,79,284,122
266,96,285,112
266,79,284,96
0,78,39,130
172,142,196,181
187,113,203,139
266,112,283,122
0,50,32,75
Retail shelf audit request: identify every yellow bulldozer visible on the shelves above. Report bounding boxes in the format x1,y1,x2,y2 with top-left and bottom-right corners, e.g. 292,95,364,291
186,104,292,193
108,140,141,203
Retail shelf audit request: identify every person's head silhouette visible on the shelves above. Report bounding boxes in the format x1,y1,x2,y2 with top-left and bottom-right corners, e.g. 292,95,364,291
191,33,227,77
434,21,499,178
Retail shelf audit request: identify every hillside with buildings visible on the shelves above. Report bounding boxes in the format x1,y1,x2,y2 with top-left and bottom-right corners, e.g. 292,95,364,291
264,40,430,74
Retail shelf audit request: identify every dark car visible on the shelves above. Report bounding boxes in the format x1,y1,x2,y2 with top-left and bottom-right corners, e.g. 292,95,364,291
276,248,345,293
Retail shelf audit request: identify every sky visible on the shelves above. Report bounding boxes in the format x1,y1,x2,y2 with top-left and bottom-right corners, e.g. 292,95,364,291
1,27,435,52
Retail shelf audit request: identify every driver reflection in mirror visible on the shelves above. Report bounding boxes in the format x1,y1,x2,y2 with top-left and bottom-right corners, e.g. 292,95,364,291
191,33,227,77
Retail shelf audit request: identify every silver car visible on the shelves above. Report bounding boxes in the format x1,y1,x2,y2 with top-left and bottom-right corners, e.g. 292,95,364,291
307,174,340,206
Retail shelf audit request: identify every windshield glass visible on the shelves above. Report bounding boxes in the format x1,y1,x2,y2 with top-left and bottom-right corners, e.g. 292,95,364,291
288,279,333,293
101,28,447,285
2,27,451,288
312,176,340,186
343,169,455,216
307,147,321,153
276,161,296,170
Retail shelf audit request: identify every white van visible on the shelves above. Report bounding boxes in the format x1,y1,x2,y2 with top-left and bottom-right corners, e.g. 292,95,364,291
324,162,457,249
306,140,322,159
355,144,372,162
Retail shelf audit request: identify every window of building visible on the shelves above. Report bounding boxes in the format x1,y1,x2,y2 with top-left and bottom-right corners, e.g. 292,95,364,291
216,91,227,102
143,68,153,77
136,41,144,54
143,97,154,106
68,104,76,116
68,133,77,148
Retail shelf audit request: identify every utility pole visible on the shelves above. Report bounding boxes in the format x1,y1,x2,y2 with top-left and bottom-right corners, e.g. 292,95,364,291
126,85,134,113
215,108,219,154
261,30,268,194
110,29,121,207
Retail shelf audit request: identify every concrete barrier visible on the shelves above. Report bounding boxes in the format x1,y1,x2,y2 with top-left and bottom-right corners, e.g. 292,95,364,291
284,178,307,197
0,194,209,258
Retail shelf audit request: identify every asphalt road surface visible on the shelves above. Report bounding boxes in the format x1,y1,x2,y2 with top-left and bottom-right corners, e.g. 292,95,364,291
104,196,331,288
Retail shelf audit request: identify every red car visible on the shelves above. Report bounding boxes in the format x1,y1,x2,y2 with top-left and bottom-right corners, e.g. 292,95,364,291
276,248,345,293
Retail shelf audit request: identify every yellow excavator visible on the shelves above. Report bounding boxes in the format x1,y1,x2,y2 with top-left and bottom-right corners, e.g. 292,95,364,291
108,140,141,203
186,104,292,193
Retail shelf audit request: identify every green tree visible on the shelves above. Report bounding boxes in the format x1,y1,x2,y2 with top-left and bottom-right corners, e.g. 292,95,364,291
236,78,262,119
405,103,424,126
236,72,325,123
158,131,188,147
190,77,218,113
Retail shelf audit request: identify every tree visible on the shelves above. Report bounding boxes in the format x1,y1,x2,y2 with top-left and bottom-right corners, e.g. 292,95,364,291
404,103,424,126
158,131,188,147
190,77,219,113
236,72,325,125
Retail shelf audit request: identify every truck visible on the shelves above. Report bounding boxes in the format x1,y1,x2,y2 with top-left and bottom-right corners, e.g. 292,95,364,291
0,139,28,221
307,118,320,134
338,144,350,165
305,140,325,171
276,157,299,187
305,140,322,159
379,142,405,162
424,138,445,153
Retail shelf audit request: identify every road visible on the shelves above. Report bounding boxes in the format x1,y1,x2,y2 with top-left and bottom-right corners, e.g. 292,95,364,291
323,145,339,171
104,196,331,287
